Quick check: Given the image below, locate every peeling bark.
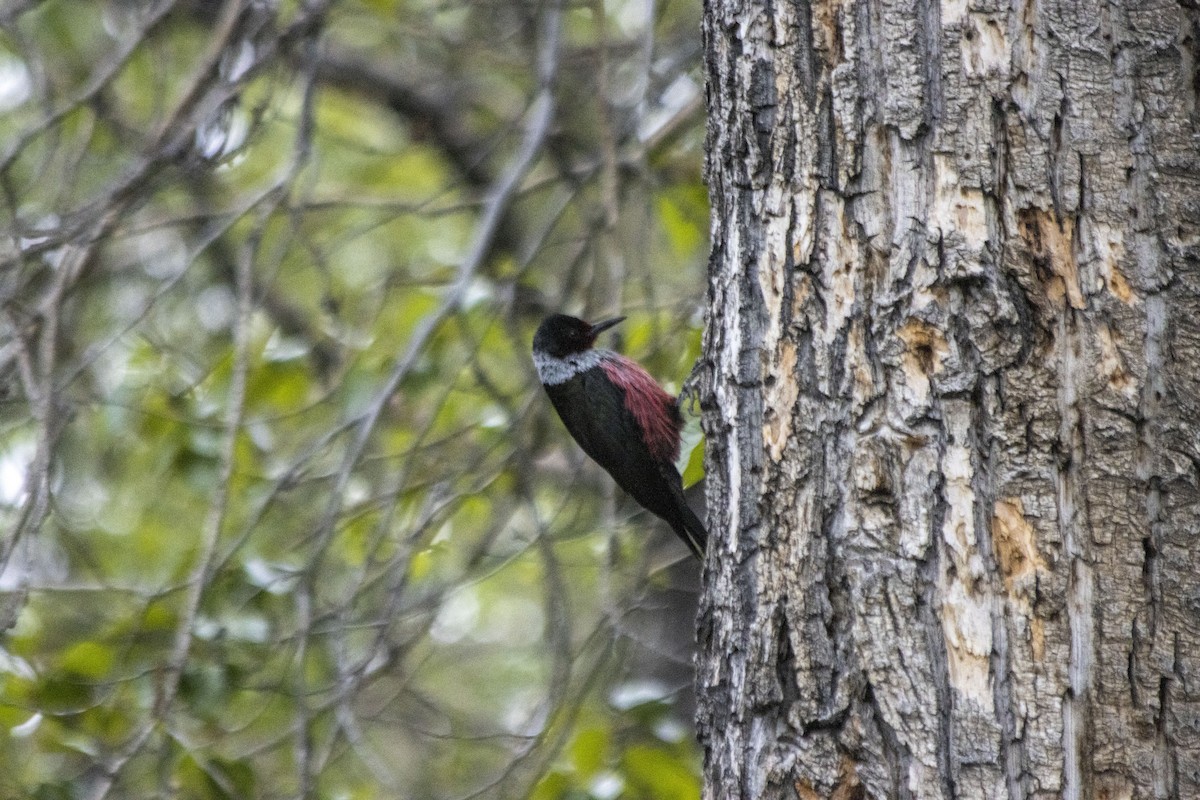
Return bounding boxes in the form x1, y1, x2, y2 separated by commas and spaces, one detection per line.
697, 1, 1200, 798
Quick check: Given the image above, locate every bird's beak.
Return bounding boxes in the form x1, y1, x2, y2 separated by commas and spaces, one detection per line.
588, 316, 625, 337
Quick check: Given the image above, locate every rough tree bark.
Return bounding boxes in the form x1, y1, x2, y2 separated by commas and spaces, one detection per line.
697, 1, 1200, 798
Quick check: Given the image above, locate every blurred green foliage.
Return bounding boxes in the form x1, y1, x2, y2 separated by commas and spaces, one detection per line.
0, 0, 709, 797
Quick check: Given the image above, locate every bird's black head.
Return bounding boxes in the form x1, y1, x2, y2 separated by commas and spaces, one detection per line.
533, 314, 624, 358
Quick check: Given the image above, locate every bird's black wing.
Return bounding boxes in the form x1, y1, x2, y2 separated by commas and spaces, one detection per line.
544, 367, 660, 497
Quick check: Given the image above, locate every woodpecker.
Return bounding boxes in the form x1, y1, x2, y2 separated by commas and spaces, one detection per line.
533, 314, 707, 558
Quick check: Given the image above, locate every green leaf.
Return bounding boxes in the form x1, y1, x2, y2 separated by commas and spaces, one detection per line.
58, 642, 114, 680
656, 184, 708, 258
570, 726, 608, 777
622, 744, 700, 799
530, 771, 570, 800
681, 437, 705, 488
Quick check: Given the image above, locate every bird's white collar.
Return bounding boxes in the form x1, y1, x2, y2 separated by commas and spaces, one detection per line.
533, 349, 612, 385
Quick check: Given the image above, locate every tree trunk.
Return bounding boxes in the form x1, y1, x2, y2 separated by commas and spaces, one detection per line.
697, 1, 1200, 798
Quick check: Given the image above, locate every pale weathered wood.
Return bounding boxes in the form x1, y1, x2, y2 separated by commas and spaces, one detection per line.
697, 1, 1200, 798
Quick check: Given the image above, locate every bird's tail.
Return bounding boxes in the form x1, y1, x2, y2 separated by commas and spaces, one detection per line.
674, 503, 708, 560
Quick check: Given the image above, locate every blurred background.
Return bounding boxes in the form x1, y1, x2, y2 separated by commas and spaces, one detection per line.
0, 0, 709, 797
